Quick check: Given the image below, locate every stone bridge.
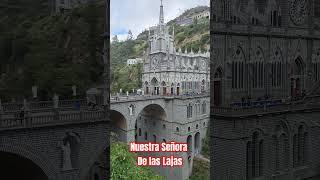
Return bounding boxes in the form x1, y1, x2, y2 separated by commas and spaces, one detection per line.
0, 100, 109, 180
110, 94, 209, 141
110, 94, 210, 180
0, 93, 210, 180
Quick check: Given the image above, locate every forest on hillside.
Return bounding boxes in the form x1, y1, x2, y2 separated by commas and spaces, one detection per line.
0, 1, 105, 101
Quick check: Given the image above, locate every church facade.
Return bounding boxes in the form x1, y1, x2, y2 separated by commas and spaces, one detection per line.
211, 0, 320, 179
142, 2, 210, 97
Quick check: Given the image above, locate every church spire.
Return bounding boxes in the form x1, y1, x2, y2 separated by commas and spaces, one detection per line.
159, 0, 164, 25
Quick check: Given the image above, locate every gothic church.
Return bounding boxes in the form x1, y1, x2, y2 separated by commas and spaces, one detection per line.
211, 0, 320, 179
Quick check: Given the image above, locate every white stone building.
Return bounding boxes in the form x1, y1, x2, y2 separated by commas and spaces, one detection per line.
192, 10, 210, 20
126, 58, 143, 66
142, 1, 210, 96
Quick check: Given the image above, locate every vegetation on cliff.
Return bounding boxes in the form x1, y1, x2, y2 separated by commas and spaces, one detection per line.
111, 142, 164, 180
0, 2, 104, 101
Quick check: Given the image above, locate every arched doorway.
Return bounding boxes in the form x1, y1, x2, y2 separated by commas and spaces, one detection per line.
151, 78, 159, 95
171, 83, 174, 95
110, 110, 128, 142
291, 57, 304, 97
187, 135, 193, 155
145, 81, 149, 94
177, 83, 180, 95
194, 132, 201, 155
0, 152, 48, 180
161, 81, 166, 96
213, 68, 222, 106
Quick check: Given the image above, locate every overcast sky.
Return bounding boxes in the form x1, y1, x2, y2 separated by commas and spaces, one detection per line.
111, 0, 209, 41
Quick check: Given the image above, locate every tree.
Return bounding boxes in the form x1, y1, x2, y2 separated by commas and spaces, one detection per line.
127, 30, 133, 40
111, 142, 164, 180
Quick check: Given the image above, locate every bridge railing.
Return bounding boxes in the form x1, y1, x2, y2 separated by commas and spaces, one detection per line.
110, 93, 210, 102
0, 110, 106, 131
2, 99, 88, 113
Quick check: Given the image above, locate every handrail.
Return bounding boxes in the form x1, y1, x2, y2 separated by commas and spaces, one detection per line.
0, 110, 106, 131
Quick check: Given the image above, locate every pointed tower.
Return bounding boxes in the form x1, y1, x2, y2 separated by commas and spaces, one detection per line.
149, 0, 174, 54
159, 0, 165, 26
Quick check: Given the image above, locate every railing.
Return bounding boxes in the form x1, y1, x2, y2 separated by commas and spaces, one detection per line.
212, 100, 320, 117
110, 93, 210, 103
2, 99, 87, 113
0, 110, 106, 131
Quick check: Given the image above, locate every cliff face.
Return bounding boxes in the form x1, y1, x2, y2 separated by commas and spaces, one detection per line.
0, 2, 105, 101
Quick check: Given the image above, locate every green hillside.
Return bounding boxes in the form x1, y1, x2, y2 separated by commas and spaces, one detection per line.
0, 2, 105, 101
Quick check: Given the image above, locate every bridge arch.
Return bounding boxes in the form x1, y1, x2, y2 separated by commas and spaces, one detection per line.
0, 143, 58, 180
136, 104, 167, 143
110, 110, 128, 142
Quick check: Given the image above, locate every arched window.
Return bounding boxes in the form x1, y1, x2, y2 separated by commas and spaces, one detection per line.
232, 47, 245, 89
271, 48, 283, 88
246, 141, 252, 179
187, 103, 193, 118
273, 11, 277, 26
194, 132, 201, 154
278, 8, 282, 27
251, 48, 264, 89
187, 135, 192, 154
202, 101, 207, 114
145, 81, 149, 94
312, 50, 320, 81
247, 131, 263, 179
151, 77, 159, 95
273, 136, 279, 171
293, 125, 308, 167
176, 127, 179, 132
